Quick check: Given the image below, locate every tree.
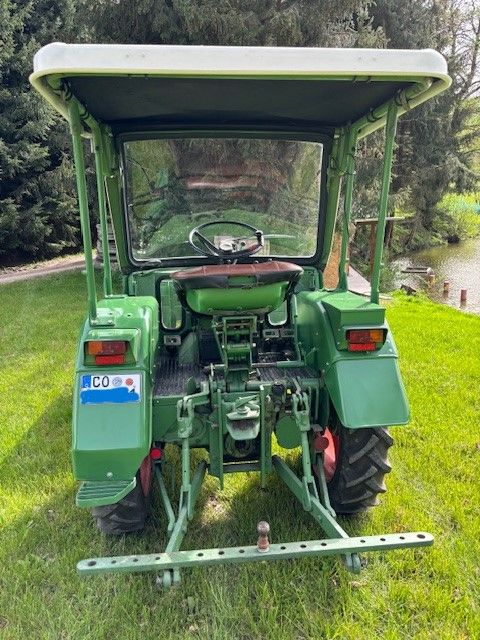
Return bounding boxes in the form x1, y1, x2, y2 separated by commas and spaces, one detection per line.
371, 0, 480, 241
0, 0, 80, 262
88, 0, 382, 48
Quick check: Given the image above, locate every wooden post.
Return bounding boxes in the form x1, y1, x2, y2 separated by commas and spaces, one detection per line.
354, 216, 406, 281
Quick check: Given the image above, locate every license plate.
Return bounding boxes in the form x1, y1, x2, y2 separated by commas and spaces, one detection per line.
80, 373, 141, 405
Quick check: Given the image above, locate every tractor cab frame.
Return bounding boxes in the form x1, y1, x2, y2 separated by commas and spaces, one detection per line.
31, 44, 450, 586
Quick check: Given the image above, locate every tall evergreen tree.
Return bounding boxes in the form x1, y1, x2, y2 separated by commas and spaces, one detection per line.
0, 0, 79, 261
89, 0, 382, 48
371, 0, 480, 239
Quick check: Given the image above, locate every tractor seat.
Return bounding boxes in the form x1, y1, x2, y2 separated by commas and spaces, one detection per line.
171, 261, 303, 315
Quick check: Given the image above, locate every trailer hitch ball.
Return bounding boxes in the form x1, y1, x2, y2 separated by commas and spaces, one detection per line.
257, 521, 270, 553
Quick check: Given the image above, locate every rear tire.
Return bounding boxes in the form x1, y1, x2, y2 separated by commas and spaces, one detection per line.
326, 421, 393, 515
92, 463, 152, 534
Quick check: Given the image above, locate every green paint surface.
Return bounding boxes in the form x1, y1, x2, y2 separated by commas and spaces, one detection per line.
72, 295, 159, 481
185, 281, 288, 315
296, 289, 408, 427
326, 358, 409, 427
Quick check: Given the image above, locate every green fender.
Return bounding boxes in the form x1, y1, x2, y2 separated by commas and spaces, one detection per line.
73, 370, 152, 482
72, 296, 159, 483
296, 290, 409, 429
325, 356, 409, 428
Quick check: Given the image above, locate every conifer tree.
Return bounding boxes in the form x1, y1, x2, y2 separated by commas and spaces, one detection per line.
0, 0, 79, 261
89, 0, 382, 48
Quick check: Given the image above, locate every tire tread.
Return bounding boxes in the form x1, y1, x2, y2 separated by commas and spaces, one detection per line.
327, 424, 393, 515
91, 478, 148, 535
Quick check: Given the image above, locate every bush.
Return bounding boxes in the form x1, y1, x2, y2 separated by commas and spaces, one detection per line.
433, 192, 480, 243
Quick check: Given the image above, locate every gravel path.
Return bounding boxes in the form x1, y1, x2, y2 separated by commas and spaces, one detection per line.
0, 255, 85, 285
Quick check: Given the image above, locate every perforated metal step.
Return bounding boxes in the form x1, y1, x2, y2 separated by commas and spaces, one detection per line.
154, 357, 204, 396
255, 365, 318, 382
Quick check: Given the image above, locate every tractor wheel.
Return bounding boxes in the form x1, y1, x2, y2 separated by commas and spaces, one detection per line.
91, 457, 152, 535
320, 420, 393, 515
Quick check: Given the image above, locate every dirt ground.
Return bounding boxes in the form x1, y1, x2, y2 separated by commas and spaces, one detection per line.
0, 254, 85, 285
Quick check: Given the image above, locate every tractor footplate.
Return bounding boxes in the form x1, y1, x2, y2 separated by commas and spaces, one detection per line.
76, 478, 136, 507
77, 532, 433, 576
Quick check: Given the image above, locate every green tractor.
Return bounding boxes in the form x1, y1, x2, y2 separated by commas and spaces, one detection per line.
31, 43, 450, 586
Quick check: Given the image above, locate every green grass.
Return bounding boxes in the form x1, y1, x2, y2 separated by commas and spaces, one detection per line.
1, 275, 479, 640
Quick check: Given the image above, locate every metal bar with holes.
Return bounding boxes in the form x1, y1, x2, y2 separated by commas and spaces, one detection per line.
78, 532, 433, 575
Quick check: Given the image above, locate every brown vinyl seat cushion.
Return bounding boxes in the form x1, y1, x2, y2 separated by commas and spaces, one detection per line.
171, 261, 303, 290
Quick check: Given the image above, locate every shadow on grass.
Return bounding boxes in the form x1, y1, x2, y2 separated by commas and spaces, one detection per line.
0, 390, 73, 490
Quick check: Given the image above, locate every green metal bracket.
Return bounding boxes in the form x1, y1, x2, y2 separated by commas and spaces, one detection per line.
313, 452, 336, 518
338, 126, 357, 291
154, 464, 175, 535
272, 455, 360, 573
259, 385, 271, 488
91, 123, 113, 297
68, 99, 97, 323
224, 395, 260, 440
159, 460, 208, 588
291, 393, 311, 433
177, 397, 194, 439
291, 393, 318, 511
212, 316, 257, 388
370, 100, 399, 304
176, 397, 195, 521
278, 397, 361, 571
319, 129, 348, 272
214, 387, 225, 489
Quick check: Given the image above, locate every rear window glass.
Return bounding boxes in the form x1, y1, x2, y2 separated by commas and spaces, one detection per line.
124, 137, 323, 261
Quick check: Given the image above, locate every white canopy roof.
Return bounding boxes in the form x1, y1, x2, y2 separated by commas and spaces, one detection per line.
33, 43, 449, 78
31, 43, 451, 135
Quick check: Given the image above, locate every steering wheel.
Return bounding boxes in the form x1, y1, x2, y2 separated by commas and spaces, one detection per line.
188, 220, 264, 258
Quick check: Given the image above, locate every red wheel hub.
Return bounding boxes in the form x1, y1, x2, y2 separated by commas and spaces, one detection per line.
320, 427, 339, 482
139, 455, 152, 497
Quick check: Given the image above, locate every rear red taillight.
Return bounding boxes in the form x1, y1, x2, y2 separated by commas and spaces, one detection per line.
85, 341, 128, 365
348, 342, 376, 352
346, 329, 384, 352
94, 354, 126, 365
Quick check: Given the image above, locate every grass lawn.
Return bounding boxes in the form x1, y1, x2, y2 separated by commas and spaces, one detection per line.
0, 272, 479, 640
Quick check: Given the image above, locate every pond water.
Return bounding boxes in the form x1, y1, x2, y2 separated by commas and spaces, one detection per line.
394, 236, 480, 314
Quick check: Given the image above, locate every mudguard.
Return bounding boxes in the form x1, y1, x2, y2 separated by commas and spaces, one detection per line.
72, 370, 151, 481
72, 296, 159, 483
325, 357, 409, 428
296, 290, 409, 429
